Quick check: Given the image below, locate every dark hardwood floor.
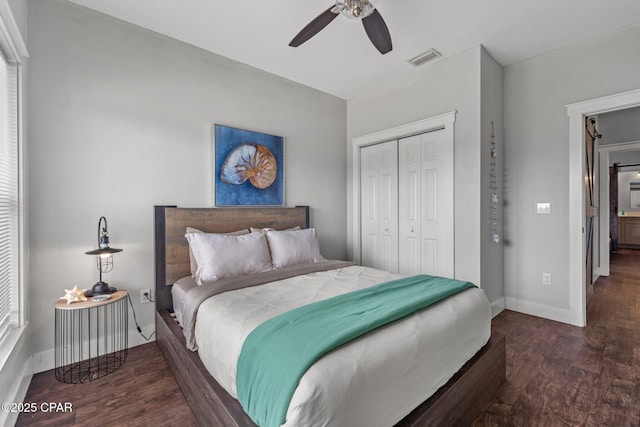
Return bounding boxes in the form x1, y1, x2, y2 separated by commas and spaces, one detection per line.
474, 249, 640, 426
17, 249, 640, 426
16, 343, 198, 427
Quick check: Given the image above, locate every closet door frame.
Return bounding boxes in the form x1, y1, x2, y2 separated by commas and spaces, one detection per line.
351, 111, 457, 266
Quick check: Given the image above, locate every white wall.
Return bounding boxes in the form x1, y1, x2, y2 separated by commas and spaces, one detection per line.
347, 46, 505, 312
504, 23, 640, 320
27, 0, 347, 370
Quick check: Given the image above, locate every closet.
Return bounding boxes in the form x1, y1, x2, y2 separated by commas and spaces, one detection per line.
360, 129, 454, 277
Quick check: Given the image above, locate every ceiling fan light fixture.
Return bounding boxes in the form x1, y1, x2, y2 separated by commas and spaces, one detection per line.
289, 0, 391, 54
408, 48, 442, 66
336, 0, 376, 19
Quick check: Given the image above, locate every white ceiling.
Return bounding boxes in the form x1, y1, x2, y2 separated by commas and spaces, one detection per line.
68, 0, 640, 100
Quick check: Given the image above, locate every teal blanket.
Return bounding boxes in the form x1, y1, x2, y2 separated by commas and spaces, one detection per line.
236, 274, 476, 427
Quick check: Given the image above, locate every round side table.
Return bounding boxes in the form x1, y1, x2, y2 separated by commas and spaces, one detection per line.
54, 290, 128, 383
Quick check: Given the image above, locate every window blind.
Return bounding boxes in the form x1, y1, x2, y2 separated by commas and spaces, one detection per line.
0, 49, 19, 343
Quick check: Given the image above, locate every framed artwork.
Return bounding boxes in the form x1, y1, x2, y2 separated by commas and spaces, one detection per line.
214, 125, 284, 206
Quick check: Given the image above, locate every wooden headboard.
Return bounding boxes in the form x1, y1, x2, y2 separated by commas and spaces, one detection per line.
154, 205, 310, 311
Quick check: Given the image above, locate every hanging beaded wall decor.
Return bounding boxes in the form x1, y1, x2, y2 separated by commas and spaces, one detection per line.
490, 121, 500, 244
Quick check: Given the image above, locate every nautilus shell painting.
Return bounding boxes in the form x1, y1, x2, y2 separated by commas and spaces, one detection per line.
220, 143, 277, 189
214, 125, 284, 206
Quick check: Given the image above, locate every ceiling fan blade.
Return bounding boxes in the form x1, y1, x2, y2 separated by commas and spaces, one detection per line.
289, 7, 339, 47
362, 9, 392, 54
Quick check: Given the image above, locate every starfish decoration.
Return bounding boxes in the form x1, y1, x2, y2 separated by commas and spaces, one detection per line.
60, 286, 88, 304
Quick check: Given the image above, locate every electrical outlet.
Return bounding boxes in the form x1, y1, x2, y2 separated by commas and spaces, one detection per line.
141, 289, 151, 304
542, 273, 552, 286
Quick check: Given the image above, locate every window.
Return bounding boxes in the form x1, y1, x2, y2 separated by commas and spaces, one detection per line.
0, 47, 20, 343
0, 1, 27, 349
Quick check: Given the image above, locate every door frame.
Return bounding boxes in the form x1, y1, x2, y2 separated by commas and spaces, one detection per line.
597, 141, 640, 278
351, 111, 456, 265
567, 88, 640, 327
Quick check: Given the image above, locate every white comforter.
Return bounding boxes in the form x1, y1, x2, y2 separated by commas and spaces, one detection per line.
195, 265, 491, 427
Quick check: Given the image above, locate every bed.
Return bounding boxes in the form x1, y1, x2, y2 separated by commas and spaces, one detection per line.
154, 205, 505, 426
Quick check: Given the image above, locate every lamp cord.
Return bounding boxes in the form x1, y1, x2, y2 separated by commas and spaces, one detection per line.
126, 294, 156, 342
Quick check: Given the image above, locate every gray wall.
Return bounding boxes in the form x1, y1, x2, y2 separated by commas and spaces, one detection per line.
599, 106, 640, 145
610, 150, 640, 166
27, 0, 347, 366
347, 46, 505, 311
480, 48, 505, 307
599, 108, 640, 187
504, 23, 640, 315
7, 0, 26, 39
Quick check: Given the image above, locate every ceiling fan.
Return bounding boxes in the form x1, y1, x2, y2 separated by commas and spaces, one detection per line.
289, 0, 392, 54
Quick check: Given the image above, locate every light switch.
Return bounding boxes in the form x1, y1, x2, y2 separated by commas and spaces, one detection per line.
537, 202, 551, 214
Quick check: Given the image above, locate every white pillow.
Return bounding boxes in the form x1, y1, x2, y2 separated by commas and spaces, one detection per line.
185, 231, 272, 284
185, 227, 249, 277
249, 225, 301, 234
266, 228, 325, 269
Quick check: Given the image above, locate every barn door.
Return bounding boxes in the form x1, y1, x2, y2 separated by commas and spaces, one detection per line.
585, 117, 598, 305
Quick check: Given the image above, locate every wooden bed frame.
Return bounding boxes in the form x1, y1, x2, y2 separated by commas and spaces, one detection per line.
154, 205, 505, 426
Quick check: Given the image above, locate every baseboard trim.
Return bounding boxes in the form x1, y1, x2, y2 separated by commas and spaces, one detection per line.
490, 298, 505, 318
505, 297, 576, 325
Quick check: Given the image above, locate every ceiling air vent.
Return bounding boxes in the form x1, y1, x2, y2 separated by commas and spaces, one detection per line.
408, 49, 442, 66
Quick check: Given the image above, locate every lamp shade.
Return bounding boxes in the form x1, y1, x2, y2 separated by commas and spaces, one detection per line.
85, 247, 123, 256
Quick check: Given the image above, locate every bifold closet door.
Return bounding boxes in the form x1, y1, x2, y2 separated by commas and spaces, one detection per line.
360, 140, 399, 273
399, 130, 454, 277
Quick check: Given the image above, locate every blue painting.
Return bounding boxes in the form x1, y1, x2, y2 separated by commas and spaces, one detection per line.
214, 125, 284, 206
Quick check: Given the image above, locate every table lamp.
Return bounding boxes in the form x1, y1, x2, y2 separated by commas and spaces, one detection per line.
85, 216, 122, 297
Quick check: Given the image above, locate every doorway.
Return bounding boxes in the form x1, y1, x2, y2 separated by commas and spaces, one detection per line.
597, 141, 640, 280
567, 88, 640, 327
